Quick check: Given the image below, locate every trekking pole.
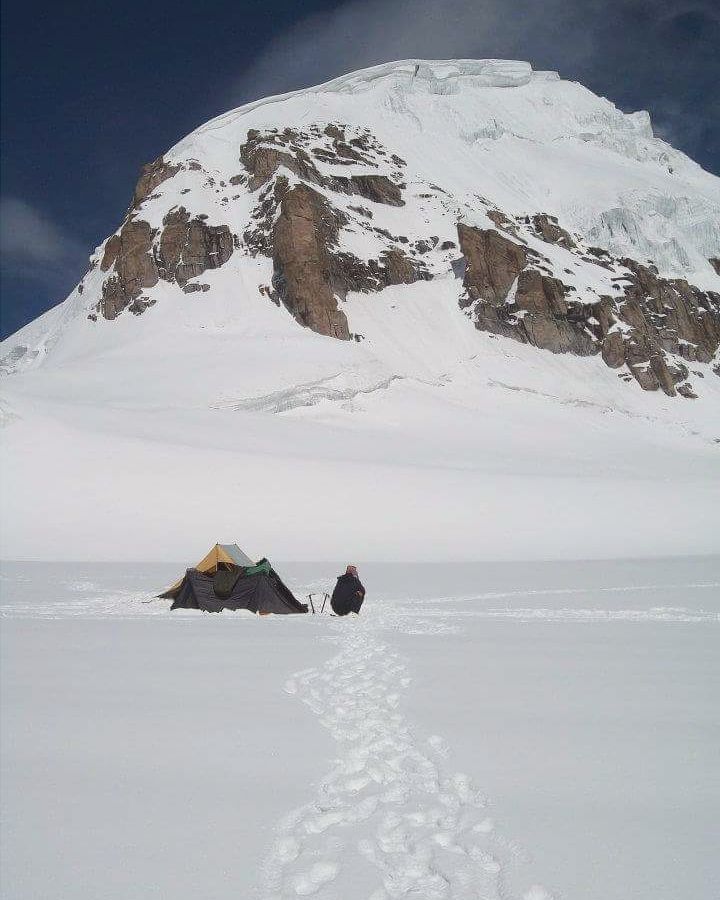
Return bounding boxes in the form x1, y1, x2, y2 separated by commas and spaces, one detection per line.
320, 593, 329, 614
308, 594, 316, 614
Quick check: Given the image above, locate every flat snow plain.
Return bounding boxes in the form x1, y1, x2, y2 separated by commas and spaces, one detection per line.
1, 557, 718, 900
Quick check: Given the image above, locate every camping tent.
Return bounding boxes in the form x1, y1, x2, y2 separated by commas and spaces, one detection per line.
159, 543, 307, 615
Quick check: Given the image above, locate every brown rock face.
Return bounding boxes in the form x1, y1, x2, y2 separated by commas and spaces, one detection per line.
97, 207, 234, 320
457, 225, 527, 305
94, 145, 239, 322
463, 247, 597, 358
132, 157, 181, 208
327, 247, 429, 298
334, 175, 404, 207
515, 270, 596, 356
456, 221, 720, 397
530, 213, 576, 250
242, 161, 428, 338
619, 258, 720, 366
601, 330, 626, 369
486, 209, 519, 235
239, 125, 426, 339
623, 340, 678, 396
99, 220, 158, 319
677, 382, 698, 399
458, 224, 584, 351
595, 298, 626, 368
593, 258, 720, 397
379, 249, 425, 285
272, 184, 350, 339
239, 126, 405, 206
709, 257, 720, 276
241, 133, 323, 191
157, 208, 233, 286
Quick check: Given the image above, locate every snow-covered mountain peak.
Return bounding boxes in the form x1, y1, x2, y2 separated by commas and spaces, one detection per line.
2, 58, 719, 404
2, 59, 720, 563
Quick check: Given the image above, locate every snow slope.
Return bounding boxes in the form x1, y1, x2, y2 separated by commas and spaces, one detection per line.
1, 59, 719, 560
2, 558, 719, 900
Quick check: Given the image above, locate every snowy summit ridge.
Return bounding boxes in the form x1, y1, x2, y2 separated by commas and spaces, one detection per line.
1, 59, 720, 561
184, 59, 560, 135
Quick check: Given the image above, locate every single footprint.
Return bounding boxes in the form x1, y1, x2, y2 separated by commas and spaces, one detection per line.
274, 836, 300, 863
428, 734, 450, 756
473, 817, 495, 834
524, 886, 554, 900
293, 861, 339, 896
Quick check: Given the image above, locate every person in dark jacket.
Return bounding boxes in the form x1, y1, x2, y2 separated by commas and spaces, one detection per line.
331, 565, 366, 616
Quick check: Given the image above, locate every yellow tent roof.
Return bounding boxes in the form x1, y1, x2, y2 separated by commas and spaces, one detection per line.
162, 543, 255, 596
194, 543, 255, 573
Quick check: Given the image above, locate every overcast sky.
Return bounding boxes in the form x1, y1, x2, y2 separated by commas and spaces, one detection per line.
1, 0, 718, 338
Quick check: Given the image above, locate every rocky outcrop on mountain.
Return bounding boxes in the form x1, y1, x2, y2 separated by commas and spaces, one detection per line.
99, 221, 159, 319
610, 258, 720, 394
457, 225, 527, 304
710, 257, 720, 276
157, 208, 233, 287
242, 134, 719, 386
268, 184, 428, 336
457, 221, 720, 396
333, 174, 404, 207
239, 125, 406, 207
96, 207, 234, 319
528, 213, 576, 250
515, 270, 597, 356
458, 225, 597, 357
240, 125, 427, 337
132, 157, 181, 208
379, 249, 425, 285
240, 129, 323, 191
272, 183, 350, 338
620, 259, 720, 363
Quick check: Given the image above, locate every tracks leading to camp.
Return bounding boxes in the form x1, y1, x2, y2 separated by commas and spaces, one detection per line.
263, 622, 540, 900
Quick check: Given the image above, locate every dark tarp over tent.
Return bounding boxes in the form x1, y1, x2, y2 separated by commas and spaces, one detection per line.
158, 543, 307, 615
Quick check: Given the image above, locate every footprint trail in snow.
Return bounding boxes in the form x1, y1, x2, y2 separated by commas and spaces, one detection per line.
264, 622, 550, 899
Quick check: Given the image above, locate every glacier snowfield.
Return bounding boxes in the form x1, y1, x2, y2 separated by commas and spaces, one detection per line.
2, 557, 718, 900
